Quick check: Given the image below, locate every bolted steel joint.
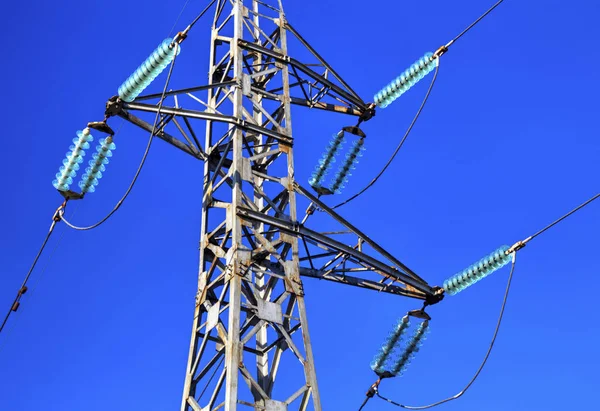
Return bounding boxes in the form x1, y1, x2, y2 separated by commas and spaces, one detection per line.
105, 96, 123, 117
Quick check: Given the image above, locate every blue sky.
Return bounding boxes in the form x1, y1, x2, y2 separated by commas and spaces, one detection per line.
1, 0, 599, 410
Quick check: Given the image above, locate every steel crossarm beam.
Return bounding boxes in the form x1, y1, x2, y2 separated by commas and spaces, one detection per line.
295, 183, 430, 286
258, 260, 425, 299
299, 268, 425, 299
236, 207, 434, 296
117, 109, 206, 160
284, 21, 364, 104
238, 40, 370, 112
250, 85, 364, 116
134, 81, 239, 102
122, 102, 293, 145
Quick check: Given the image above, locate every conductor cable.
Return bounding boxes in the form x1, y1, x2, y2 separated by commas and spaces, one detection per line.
0, 203, 65, 335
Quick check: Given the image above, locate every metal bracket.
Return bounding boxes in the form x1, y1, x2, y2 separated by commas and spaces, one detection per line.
407, 309, 431, 321
507, 240, 527, 254
58, 190, 84, 201
424, 286, 445, 307
105, 96, 123, 118
87, 121, 115, 136
264, 399, 287, 411
257, 300, 283, 325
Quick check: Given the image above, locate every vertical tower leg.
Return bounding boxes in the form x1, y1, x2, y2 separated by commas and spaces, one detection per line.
180, 1, 322, 410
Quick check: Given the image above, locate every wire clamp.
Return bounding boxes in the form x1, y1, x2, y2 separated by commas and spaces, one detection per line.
52, 202, 67, 223
506, 240, 527, 255
366, 379, 382, 398
434, 44, 449, 59
173, 31, 188, 45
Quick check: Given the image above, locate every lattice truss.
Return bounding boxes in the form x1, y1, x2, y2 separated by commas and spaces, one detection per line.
103, 1, 437, 410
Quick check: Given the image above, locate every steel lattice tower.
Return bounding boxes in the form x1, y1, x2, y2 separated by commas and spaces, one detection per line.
105, 1, 437, 409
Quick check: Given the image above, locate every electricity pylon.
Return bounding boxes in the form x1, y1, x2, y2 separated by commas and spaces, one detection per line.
106, 1, 438, 409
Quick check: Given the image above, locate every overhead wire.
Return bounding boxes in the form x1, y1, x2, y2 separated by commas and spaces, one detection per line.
333, 0, 506, 210
0, 204, 79, 342
30, 205, 80, 295
180, 0, 218, 38
168, 0, 193, 38
0, 205, 62, 335
445, 0, 505, 48
523, 192, 600, 245
358, 396, 371, 411
375, 252, 518, 409
60, 46, 179, 231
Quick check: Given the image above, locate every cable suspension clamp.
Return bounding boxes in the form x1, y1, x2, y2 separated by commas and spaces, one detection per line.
506, 239, 529, 255
434, 44, 449, 58
173, 31, 188, 45
52, 201, 67, 223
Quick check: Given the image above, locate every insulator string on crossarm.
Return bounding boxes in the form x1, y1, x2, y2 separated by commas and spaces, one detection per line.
1, 1, 212, 339
371, 252, 517, 410
61, 44, 179, 231
332, 61, 439, 210
335, 0, 507, 210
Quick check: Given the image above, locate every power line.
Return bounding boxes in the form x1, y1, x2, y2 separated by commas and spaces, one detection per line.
0, 205, 63, 335
179, 0, 218, 38
527, 192, 600, 243
332, 61, 440, 210
374, 252, 518, 409
504, 191, 600, 255
60, 45, 180, 231
358, 396, 370, 411
30, 204, 80, 296
446, 0, 505, 48
168, 0, 193, 38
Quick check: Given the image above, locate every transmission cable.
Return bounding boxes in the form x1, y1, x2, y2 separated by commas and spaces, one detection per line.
168, 0, 193, 38
332, 61, 440, 210
0, 204, 64, 335
60, 46, 179, 231
523, 192, 600, 245
333, 0, 506, 210
178, 0, 218, 39
375, 252, 517, 409
446, 0, 505, 48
